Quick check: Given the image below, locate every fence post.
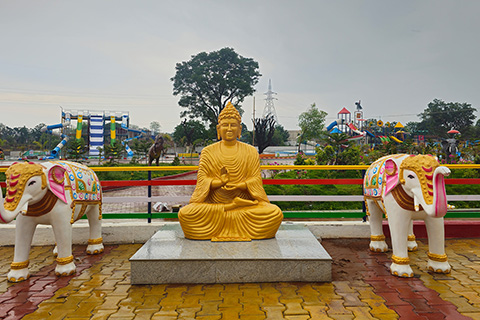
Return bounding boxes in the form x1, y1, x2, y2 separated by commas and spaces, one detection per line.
361, 169, 367, 222
148, 170, 152, 223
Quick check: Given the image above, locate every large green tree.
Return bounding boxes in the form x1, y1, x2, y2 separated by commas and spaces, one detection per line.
418, 99, 477, 138
271, 124, 290, 146
297, 103, 328, 150
171, 47, 261, 130
172, 119, 208, 149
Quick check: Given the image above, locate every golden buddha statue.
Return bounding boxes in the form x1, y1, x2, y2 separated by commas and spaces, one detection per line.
178, 102, 283, 241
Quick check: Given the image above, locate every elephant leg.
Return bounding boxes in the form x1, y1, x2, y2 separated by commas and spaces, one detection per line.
407, 220, 418, 252
387, 208, 413, 278
8, 215, 37, 282
425, 216, 451, 274
86, 205, 104, 255
366, 199, 388, 252
52, 222, 76, 277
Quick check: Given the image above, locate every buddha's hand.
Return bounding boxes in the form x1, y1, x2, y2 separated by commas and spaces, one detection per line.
224, 197, 258, 211
212, 167, 230, 189
223, 182, 247, 191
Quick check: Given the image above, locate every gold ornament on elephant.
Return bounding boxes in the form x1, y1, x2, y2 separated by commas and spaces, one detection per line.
10, 260, 29, 270
178, 102, 283, 241
56, 255, 74, 265
391, 255, 410, 265
399, 155, 440, 206
4, 162, 47, 211
427, 252, 448, 262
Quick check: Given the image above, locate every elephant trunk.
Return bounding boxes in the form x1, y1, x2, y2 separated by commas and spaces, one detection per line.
433, 166, 450, 217
421, 166, 450, 218
0, 186, 22, 223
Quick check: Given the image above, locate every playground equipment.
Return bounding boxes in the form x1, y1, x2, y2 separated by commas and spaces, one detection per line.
327, 102, 368, 141
43, 109, 131, 158
327, 102, 408, 145
63, 109, 130, 157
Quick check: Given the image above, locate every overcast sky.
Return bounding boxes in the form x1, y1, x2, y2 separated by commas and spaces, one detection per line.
1, 0, 479, 133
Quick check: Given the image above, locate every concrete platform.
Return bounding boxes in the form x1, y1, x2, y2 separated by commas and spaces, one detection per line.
130, 223, 332, 284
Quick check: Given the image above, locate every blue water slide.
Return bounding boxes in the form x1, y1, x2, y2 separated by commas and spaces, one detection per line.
326, 121, 338, 131
365, 130, 375, 138
47, 136, 69, 159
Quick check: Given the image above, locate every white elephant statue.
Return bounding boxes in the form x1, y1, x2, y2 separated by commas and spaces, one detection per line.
364, 154, 453, 277
0, 160, 103, 282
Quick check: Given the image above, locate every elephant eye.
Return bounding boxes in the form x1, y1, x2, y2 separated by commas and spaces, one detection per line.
28, 181, 36, 186
407, 174, 415, 179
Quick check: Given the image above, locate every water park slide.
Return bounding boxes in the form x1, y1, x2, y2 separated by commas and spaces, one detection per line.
389, 136, 403, 143
346, 135, 365, 141
327, 119, 343, 131
121, 128, 157, 157
327, 120, 367, 137
346, 123, 366, 136
40, 122, 70, 159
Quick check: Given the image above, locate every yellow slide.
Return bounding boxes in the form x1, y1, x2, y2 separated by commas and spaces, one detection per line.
390, 136, 403, 143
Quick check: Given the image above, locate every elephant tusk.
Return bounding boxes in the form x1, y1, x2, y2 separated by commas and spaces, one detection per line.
414, 196, 420, 212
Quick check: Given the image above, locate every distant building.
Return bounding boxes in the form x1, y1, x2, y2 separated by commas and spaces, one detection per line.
287, 130, 301, 146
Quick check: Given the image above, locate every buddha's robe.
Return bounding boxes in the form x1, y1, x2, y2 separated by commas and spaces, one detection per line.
178, 141, 283, 240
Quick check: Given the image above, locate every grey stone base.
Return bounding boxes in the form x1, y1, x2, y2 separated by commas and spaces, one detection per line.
129, 223, 332, 284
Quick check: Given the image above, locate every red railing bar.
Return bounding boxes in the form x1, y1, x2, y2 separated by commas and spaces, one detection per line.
1, 178, 479, 189
262, 179, 363, 185
445, 178, 480, 184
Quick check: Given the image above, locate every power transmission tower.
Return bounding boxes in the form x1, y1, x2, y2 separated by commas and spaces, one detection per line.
262, 79, 278, 123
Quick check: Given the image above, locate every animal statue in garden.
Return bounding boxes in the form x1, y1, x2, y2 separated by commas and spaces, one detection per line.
0, 161, 103, 282
364, 154, 453, 277
148, 134, 165, 166
441, 138, 459, 163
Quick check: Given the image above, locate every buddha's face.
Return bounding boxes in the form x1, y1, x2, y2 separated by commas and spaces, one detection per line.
217, 118, 241, 142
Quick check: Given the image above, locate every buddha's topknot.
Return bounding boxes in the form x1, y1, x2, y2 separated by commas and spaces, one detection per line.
218, 102, 241, 123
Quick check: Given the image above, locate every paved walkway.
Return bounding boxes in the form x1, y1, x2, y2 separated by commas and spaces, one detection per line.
1, 238, 480, 319
102, 172, 196, 214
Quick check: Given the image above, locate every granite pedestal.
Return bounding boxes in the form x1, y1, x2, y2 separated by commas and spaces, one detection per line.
130, 223, 332, 284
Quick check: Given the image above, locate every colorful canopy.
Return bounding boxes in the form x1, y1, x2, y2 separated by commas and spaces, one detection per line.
447, 129, 460, 134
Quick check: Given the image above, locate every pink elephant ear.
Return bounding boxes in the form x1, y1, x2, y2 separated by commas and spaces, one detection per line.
384, 159, 399, 195
48, 165, 68, 203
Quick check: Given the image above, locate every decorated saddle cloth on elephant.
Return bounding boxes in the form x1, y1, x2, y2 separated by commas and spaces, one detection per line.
364, 154, 405, 199
55, 161, 101, 202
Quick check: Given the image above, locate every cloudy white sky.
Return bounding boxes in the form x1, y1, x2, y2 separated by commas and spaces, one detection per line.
1, 0, 479, 133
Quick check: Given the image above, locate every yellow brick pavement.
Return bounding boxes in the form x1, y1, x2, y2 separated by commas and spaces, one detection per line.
0, 239, 479, 318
